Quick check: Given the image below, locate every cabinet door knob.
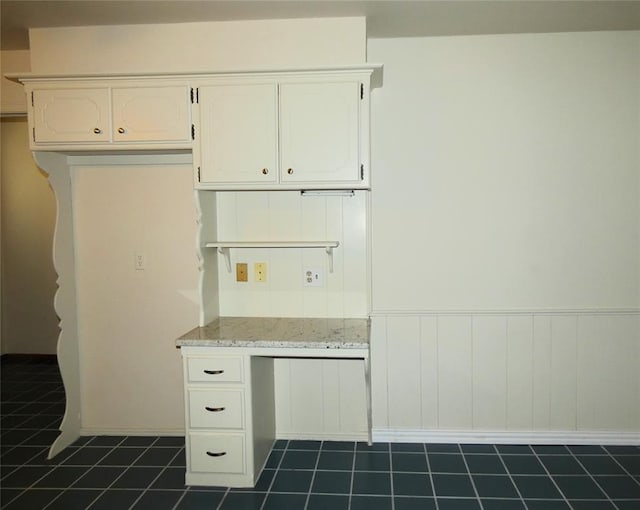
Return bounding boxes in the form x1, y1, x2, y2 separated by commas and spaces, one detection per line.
93, 128, 102, 134
262, 168, 268, 175
287, 168, 293, 175
117, 127, 126, 134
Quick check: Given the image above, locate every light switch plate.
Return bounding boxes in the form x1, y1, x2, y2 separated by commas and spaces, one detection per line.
236, 263, 248, 282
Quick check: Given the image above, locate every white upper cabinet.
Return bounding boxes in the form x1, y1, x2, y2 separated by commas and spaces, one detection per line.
14, 66, 381, 189
279, 81, 360, 185
28, 81, 192, 149
198, 83, 278, 185
193, 70, 375, 190
31, 88, 110, 143
111, 86, 191, 143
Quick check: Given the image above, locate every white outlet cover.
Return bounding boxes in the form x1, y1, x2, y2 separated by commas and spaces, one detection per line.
303, 267, 324, 287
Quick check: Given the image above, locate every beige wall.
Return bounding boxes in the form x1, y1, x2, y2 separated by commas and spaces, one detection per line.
1, 50, 30, 114
29, 18, 366, 74
1, 117, 58, 354
368, 31, 640, 439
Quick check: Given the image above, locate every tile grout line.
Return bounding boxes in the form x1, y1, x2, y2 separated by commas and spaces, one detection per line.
348, 441, 357, 509
48, 435, 132, 510
493, 444, 530, 510
529, 446, 576, 510
389, 443, 395, 510
457, 443, 484, 510
255, 439, 288, 510
121, 436, 173, 510
64, 435, 132, 510
567, 447, 620, 510
423, 443, 440, 510
4, 420, 86, 510
302, 441, 322, 510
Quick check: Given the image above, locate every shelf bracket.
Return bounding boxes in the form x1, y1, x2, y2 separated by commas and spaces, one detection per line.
326, 246, 335, 273
217, 247, 231, 272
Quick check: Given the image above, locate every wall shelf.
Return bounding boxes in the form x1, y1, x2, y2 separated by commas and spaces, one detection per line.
205, 241, 340, 272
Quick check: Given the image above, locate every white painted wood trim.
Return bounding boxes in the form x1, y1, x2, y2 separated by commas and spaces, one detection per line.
371, 309, 640, 316
373, 429, 640, 446
276, 431, 368, 442
80, 428, 185, 437
32, 152, 82, 459
6, 64, 383, 84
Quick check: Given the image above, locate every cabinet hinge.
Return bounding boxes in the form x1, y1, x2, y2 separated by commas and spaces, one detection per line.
360, 83, 364, 100
191, 124, 195, 140
360, 164, 364, 180
31, 91, 34, 107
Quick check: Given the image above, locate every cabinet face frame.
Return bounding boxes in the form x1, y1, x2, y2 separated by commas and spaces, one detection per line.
192, 70, 373, 191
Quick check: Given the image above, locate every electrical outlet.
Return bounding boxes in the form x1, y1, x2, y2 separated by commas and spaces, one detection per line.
304, 267, 324, 287
134, 252, 146, 271
254, 262, 267, 282
236, 263, 248, 282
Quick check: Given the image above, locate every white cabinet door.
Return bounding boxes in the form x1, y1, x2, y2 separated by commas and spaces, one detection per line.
198, 83, 278, 185
279, 80, 361, 184
112, 86, 191, 143
32, 88, 110, 143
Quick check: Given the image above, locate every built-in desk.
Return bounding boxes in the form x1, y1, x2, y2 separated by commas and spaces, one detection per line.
176, 317, 371, 487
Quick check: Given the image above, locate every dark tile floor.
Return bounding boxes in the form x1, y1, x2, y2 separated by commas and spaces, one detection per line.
1, 356, 639, 509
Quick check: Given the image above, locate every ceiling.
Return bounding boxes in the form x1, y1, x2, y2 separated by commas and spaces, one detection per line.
2, 0, 639, 51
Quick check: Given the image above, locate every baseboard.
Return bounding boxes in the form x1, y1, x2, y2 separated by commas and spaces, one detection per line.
78, 428, 640, 445
372, 428, 640, 445
80, 428, 185, 437
276, 431, 368, 442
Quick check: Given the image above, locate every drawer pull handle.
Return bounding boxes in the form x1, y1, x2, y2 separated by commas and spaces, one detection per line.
203, 369, 224, 375
206, 451, 227, 457
93, 128, 102, 134
205, 406, 226, 412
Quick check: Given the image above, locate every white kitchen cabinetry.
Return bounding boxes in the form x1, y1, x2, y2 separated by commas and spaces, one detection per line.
30, 88, 110, 143
193, 70, 373, 190
28, 82, 192, 149
181, 350, 275, 487
198, 83, 278, 185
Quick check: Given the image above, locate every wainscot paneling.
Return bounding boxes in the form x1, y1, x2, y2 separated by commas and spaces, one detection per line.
371, 312, 640, 444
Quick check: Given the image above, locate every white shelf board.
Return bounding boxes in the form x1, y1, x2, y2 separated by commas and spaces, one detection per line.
205, 241, 340, 272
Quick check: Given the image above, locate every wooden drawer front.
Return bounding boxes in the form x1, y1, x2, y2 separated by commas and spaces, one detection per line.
187, 356, 243, 383
189, 389, 243, 429
189, 433, 245, 474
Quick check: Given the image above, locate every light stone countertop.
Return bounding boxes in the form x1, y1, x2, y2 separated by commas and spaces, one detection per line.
176, 317, 370, 349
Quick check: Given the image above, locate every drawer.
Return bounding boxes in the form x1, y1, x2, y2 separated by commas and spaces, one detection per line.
188, 389, 244, 429
189, 433, 245, 474
187, 356, 244, 383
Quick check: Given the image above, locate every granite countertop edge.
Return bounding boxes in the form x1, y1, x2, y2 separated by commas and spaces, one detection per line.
175, 339, 368, 349
175, 316, 370, 349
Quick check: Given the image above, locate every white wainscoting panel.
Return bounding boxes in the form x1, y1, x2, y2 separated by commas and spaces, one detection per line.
371, 312, 640, 444
273, 358, 367, 440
